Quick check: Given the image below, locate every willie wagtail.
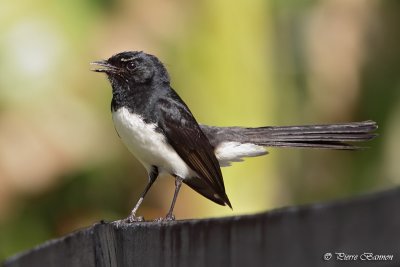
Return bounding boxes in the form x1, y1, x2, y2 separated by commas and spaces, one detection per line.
91, 51, 377, 222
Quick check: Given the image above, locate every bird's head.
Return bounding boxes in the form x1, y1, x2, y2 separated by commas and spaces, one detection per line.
91, 51, 170, 86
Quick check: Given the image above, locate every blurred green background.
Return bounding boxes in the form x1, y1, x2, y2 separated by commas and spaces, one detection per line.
1, 0, 399, 261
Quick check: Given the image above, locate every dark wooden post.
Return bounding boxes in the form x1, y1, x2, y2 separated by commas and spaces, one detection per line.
3, 187, 400, 267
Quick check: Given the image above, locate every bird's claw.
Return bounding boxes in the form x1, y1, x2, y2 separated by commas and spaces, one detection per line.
124, 214, 145, 223
153, 214, 175, 222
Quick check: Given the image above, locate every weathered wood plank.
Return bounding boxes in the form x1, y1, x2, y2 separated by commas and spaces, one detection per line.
3, 187, 400, 267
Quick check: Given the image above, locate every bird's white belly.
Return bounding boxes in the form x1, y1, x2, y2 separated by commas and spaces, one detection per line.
112, 107, 195, 178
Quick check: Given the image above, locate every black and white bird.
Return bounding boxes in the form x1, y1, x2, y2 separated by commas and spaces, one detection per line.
91, 51, 377, 222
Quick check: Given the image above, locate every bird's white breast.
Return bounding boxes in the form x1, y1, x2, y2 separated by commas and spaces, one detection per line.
112, 107, 195, 178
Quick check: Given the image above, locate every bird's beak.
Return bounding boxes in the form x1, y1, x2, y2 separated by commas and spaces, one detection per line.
90, 60, 118, 73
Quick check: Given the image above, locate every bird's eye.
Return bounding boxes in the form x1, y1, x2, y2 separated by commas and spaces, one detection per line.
126, 61, 136, 71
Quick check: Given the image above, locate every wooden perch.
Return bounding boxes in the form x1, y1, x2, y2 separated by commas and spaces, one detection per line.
3, 187, 400, 267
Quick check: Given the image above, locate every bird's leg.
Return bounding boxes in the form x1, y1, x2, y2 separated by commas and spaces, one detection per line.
163, 176, 183, 221
125, 166, 158, 223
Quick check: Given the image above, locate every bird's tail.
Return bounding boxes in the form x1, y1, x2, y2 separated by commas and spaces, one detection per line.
202, 120, 378, 150
235, 120, 378, 149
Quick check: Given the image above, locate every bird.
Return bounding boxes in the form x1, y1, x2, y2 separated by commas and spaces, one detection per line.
91, 51, 377, 222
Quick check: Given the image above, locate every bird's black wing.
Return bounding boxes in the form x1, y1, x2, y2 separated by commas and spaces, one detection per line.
156, 96, 231, 208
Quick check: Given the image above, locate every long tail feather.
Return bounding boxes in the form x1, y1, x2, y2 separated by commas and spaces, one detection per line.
201, 120, 378, 150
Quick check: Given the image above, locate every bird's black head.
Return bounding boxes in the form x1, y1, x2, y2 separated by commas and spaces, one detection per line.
91, 51, 170, 85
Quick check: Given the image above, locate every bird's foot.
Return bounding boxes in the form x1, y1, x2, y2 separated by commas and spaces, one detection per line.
154, 213, 175, 222
124, 214, 145, 223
